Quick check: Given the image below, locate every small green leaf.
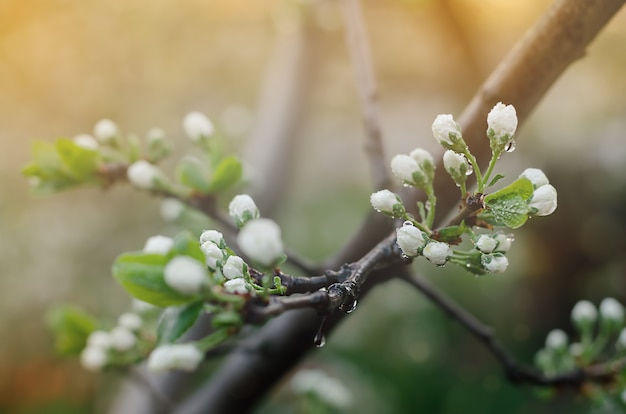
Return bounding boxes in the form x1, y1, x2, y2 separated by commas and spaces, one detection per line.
112, 253, 200, 307
157, 301, 204, 345
169, 232, 206, 263
487, 173, 506, 188
47, 305, 97, 356
177, 158, 211, 193
435, 224, 466, 244
56, 139, 100, 180
482, 177, 533, 229
211, 311, 243, 328
208, 156, 242, 193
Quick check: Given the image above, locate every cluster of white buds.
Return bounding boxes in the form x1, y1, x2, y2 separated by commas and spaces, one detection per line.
80, 312, 143, 372
148, 343, 204, 372
473, 233, 512, 273
127, 160, 164, 190
396, 222, 451, 266
520, 168, 558, 216
390, 148, 435, 190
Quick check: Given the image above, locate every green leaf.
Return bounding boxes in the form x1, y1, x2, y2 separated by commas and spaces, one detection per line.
487, 173, 506, 188
208, 156, 242, 193
177, 158, 211, 193
435, 224, 466, 244
482, 177, 533, 229
112, 253, 200, 307
169, 232, 206, 263
157, 301, 204, 345
56, 139, 100, 180
47, 305, 97, 356
211, 311, 243, 329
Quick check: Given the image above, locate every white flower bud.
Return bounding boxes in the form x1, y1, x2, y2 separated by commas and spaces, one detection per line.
529, 184, 557, 216
199, 230, 224, 247
481, 254, 509, 273
201, 242, 225, 270
118, 312, 142, 331
73, 134, 99, 151
519, 168, 549, 189
423, 241, 451, 266
110, 326, 136, 352
160, 198, 184, 222
443, 150, 467, 175
87, 330, 112, 349
396, 224, 425, 257
493, 233, 513, 253
237, 218, 284, 268
94, 119, 119, 142
617, 328, 626, 350
600, 297, 624, 325
432, 114, 466, 152
569, 342, 583, 357
571, 300, 597, 327
163, 256, 208, 295
475, 235, 497, 253
222, 255, 246, 279
143, 235, 174, 255
80, 346, 108, 371
545, 329, 568, 350
228, 194, 260, 227
224, 278, 249, 294
410, 148, 434, 167
146, 128, 166, 144
487, 102, 517, 150
148, 344, 203, 372
391, 154, 421, 184
183, 111, 214, 142
132, 299, 158, 314
370, 190, 403, 216
127, 160, 161, 190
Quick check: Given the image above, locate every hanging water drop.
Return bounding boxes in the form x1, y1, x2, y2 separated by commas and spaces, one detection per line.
315, 335, 326, 348
464, 157, 474, 176
401, 253, 410, 260
403, 220, 413, 227
505, 140, 516, 153
344, 299, 358, 314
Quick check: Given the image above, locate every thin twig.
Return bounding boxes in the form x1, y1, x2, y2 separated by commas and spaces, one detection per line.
340, 0, 390, 191
399, 270, 626, 387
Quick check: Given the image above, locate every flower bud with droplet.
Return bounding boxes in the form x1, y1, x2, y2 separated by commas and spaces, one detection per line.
487, 102, 517, 154
432, 114, 467, 153
423, 241, 451, 266
228, 194, 260, 228
370, 189, 405, 218
396, 224, 426, 257
528, 184, 557, 216
443, 150, 469, 187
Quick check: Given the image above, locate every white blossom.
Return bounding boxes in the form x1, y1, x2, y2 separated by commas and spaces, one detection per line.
600, 297, 624, 325
183, 111, 214, 142
475, 235, 497, 253
571, 300, 597, 327
118, 312, 142, 331
200, 241, 225, 270
148, 344, 204, 372
87, 330, 112, 349
493, 233, 513, 253
143, 235, 174, 255
481, 254, 509, 273
391, 154, 422, 184
519, 168, 549, 189
237, 218, 284, 267
432, 114, 465, 152
569, 342, 583, 357
442, 150, 468, 179
370, 189, 402, 216
410, 148, 434, 166
222, 255, 246, 279
487, 102, 517, 145
199, 230, 224, 247
146, 128, 166, 144
228, 194, 260, 227
617, 328, 626, 350
163, 256, 208, 295
110, 326, 136, 351
545, 329, 568, 350
160, 198, 184, 222
80, 346, 108, 371
396, 224, 425, 257
127, 160, 161, 190
224, 278, 249, 294
93, 118, 119, 142
423, 241, 451, 266
73, 134, 99, 151
529, 184, 557, 216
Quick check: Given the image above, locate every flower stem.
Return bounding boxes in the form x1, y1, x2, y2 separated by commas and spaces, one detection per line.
463, 150, 483, 192
482, 150, 501, 189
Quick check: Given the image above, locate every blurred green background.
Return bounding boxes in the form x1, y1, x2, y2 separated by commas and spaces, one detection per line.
1, 0, 626, 413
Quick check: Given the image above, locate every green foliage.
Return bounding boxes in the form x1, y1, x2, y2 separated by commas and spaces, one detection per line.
177, 158, 211, 193
208, 156, 243, 193
157, 302, 204, 345
47, 305, 97, 356
481, 177, 534, 229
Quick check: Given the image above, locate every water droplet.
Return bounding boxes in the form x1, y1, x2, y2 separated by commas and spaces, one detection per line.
374, 208, 381, 213
505, 140, 516, 153
466, 263, 471, 268
425, 201, 432, 210
344, 299, 358, 314
465, 157, 474, 176
403, 220, 413, 227
401, 254, 410, 260
315, 335, 326, 348
403, 183, 411, 188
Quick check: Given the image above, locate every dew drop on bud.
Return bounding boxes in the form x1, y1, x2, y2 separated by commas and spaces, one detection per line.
403, 220, 413, 227
505, 140, 516, 153
465, 157, 474, 176
401, 254, 410, 260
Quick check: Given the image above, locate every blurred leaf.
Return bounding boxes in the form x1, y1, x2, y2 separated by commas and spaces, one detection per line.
170, 231, 206, 263
157, 301, 204, 345
211, 311, 243, 328
55, 139, 100, 180
177, 157, 211, 193
112, 253, 200, 307
482, 177, 533, 229
47, 305, 97, 356
208, 156, 242, 193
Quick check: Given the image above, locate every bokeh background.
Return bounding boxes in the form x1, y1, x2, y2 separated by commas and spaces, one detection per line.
1, 0, 626, 413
